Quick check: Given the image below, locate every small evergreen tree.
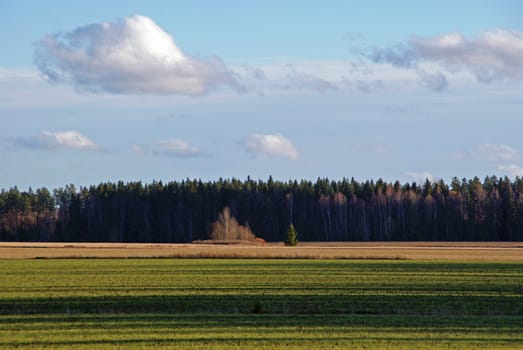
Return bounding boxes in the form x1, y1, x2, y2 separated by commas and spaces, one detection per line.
285, 223, 298, 246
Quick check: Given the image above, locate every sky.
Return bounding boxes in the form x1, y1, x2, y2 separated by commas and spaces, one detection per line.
1, 0, 523, 189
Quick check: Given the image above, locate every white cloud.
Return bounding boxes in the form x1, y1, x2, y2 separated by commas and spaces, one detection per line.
131, 144, 148, 155
361, 29, 523, 86
498, 164, 523, 177
479, 143, 517, 161
34, 15, 242, 95
405, 171, 436, 183
14, 131, 98, 151
411, 30, 523, 82
158, 138, 201, 157
243, 134, 299, 160
357, 144, 387, 154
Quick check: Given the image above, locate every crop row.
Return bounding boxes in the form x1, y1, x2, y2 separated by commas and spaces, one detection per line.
1, 314, 522, 350
0, 259, 521, 315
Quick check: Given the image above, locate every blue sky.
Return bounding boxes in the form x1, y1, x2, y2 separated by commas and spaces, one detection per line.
1, 1, 523, 189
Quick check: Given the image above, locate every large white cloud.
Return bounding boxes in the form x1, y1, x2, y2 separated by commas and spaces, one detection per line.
363, 29, 523, 86
34, 15, 242, 95
243, 134, 299, 160
14, 131, 98, 150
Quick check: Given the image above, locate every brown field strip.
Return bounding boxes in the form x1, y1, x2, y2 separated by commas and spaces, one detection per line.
0, 242, 522, 260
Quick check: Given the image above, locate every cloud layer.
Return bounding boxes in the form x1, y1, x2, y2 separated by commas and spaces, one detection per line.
411, 30, 523, 83
14, 131, 98, 151
362, 29, 523, 89
35, 15, 241, 95
243, 134, 299, 160
498, 164, 523, 177
405, 171, 436, 183
284, 68, 339, 94
479, 143, 517, 161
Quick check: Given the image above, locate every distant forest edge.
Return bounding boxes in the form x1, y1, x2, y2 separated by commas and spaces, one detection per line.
1, 176, 522, 242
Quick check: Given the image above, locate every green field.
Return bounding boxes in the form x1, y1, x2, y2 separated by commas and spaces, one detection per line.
0, 259, 522, 349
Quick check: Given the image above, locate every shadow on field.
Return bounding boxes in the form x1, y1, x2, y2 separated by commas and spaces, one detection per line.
0, 293, 521, 316
1, 313, 522, 329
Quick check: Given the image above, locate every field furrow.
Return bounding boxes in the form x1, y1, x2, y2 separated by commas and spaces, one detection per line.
0, 258, 522, 349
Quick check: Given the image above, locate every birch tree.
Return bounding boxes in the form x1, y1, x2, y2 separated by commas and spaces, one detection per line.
211, 207, 238, 240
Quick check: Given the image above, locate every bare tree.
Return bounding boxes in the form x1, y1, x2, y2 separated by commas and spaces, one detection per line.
210, 206, 256, 241
319, 195, 331, 241
211, 207, 239, 240
333, 192, 347, 240
237, 224, 255, 241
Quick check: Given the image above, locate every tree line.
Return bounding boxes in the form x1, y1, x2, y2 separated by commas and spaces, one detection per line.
1, 176, 522, 242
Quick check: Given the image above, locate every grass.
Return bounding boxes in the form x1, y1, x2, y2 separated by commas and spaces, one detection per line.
0, 258, 522, 348
1, 241, 522, 260
1, 314, 522, 349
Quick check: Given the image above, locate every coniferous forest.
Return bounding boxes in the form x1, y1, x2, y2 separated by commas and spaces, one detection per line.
1, 176, 522, 242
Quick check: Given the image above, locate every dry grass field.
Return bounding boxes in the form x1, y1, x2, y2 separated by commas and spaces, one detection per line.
0, 241, 522, 260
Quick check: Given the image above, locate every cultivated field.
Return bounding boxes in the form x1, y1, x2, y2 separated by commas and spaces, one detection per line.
1, 241, 522, 260
0, 258, 522, 349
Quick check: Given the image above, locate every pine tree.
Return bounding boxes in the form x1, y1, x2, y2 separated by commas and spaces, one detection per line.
285, 223, 298, 246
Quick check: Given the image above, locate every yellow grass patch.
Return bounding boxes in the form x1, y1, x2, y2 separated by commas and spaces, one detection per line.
0, 241, 522, 260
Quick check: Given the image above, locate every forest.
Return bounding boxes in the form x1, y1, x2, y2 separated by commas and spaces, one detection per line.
0, 176, 522, 242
